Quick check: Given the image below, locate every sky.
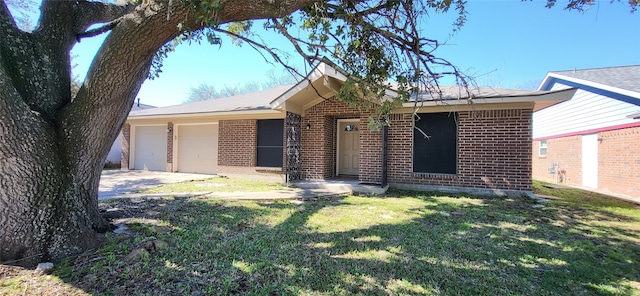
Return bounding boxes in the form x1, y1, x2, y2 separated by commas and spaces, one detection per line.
25, 1, 640, 107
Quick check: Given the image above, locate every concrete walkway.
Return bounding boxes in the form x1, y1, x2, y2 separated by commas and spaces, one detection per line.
99, 170, 215, 200
104, 188, 353, 201
99, 171, 361, 201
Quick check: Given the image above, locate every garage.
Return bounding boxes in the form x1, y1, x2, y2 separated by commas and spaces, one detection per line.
177, 124, 218, 174
133, 126, 167, 171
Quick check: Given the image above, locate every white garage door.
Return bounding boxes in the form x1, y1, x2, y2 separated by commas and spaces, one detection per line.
177, 124, 218, 174
134, 126, 167, 171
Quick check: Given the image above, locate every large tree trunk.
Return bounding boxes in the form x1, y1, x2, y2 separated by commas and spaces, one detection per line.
0, 64, 109, 266
0, 0, 166, 267
0, 0, 317, 267
0, 31, 114, 267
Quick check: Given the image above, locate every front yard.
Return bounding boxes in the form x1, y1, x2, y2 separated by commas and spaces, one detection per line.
1, 181, 639, 295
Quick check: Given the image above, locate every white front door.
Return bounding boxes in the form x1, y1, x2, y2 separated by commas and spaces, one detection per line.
582, 133, 598, 188
337, 120, 360, 176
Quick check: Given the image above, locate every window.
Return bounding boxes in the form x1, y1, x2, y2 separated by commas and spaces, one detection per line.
256, 119, 284, 167
539, 140, 548, 157
413, 112, 458, 174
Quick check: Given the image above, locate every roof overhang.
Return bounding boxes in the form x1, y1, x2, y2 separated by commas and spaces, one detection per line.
538, 72, 640, 108
127, 109, 282, 122
400, 88, 577, 112
539, 72, 640, 99
270, 62, 349, 114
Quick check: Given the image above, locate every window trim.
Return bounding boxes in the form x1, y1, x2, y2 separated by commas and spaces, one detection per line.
539, 140, 548, 157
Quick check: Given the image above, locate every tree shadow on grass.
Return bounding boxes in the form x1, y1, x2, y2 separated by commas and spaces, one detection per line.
51, 190, 640, 295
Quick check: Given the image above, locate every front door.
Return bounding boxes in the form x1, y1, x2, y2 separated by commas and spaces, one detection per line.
337, 120, 360, 176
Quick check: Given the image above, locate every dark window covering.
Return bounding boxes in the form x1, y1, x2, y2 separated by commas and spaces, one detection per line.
257, 119, 284, 167
413, 112, 458, 174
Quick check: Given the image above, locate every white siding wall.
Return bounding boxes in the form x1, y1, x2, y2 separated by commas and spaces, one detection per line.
106, 132, 123, 164
533, 83, 640, 139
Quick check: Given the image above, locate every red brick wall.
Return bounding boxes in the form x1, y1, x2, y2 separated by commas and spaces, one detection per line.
302, 101, 533, 190
301, 98, 376, 180
121, 123, 131, 170
359, 118, 382, 184
218, 120, 257, 167
596, 126, 640, 197
387, 109, 533, 191
532, 126, 640, 198
217, 119, 286, 171
532, 136, 582, 185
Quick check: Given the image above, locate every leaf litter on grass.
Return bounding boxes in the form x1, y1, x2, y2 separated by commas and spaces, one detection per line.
2, 183, 639, 295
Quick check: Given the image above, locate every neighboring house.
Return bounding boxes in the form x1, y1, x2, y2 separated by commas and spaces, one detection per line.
532, 65, 640, 198
124, 61, 574, 195
105, 101, 155, 166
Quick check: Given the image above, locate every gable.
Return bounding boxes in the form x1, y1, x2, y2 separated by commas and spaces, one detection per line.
270, 61, 348, 115
533, 81, 640, 139
540, 65, 640, 94
542, 77, 640, 107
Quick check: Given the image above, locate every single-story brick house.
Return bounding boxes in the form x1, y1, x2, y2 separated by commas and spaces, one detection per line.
124, 61, 575, 195
532, 65, 640, 198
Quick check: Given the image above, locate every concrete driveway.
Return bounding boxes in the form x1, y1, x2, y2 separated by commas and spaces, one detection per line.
99, 170, 215, 200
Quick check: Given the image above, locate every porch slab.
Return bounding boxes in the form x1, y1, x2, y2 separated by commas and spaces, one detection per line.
289, 179, 389, 196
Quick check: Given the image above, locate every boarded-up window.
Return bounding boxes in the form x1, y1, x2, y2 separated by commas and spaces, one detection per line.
413, 112, 457, 174
257, 119, 284, 167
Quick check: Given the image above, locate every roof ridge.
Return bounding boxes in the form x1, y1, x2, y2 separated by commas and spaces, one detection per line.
551, 64, 640, 73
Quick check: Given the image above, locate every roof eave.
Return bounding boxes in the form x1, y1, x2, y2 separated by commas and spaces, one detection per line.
127, 108, 282, 121
541, 72, 640, 99
537, 73, 555, 91
401, 88, 577, 111
270, 62, 348, 111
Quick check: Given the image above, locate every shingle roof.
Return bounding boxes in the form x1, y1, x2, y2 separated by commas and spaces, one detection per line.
412, 85, 556, 101
131, 83, 564, 118
549, 65, 640, 93
129, 85, 294, 117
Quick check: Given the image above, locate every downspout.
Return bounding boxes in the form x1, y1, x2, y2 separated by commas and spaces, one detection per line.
381, 125, 388, 187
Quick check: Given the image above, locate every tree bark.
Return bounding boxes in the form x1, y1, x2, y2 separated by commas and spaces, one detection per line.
0, 57, 108, 266
0, 0, 318, 267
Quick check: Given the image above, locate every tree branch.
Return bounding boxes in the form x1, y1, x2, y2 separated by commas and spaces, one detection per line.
37, 0, 75, 38
72, 1, 138, 36
215, 27, 339, 102
76, 20, 119, 41
0, 0, 18, 30
270, 18, 319, 65
214, 27, 311, 80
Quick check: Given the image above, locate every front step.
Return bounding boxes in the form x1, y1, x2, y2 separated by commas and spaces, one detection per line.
290, 180, 389, 195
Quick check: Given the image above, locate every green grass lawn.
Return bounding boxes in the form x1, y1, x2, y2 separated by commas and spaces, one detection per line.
137, 176, 286, 194
2, 182, 639, 295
